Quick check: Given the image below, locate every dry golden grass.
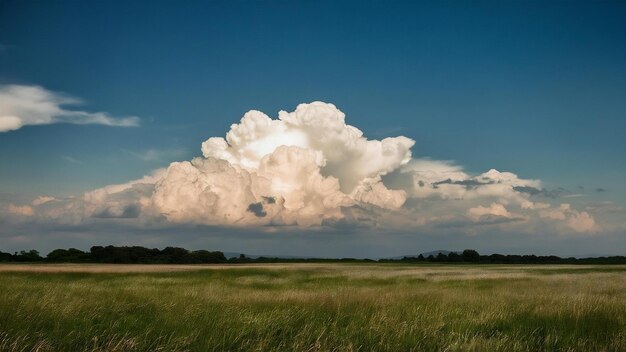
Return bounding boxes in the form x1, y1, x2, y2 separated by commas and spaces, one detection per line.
1, 263, 625, 351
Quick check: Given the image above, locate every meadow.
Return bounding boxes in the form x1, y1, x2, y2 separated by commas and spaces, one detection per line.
0, 263, 625, 352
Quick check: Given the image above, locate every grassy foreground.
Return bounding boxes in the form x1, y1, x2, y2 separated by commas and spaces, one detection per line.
0, 264, 625, 351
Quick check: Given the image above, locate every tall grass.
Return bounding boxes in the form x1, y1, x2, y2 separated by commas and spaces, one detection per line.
0, 264, 625, 351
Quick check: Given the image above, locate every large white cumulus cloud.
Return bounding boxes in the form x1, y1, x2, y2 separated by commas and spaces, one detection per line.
201, 102, 414, 193
155, 102, 412, 226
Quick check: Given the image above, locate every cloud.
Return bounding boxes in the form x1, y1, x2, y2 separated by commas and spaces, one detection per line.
125, 148, 187, 162
201, 102, 414, 193
62, 155, 82, 164
512, 186, 544, 196
31, 196, 55, 206
513, 186, 572, 199
584, 201, 625, 214
151, 102, 414, 226
540, 204, 570, 221
0, 84, 139, 132
83, 171, 163, 222
467, 203, 513, 221
383, 159, 469, 200
152, 145, 353, 226
566, 211, 597, 233
539, 203, 599, 233
351, 176, 406, 209
92, 204, 141, 219
0, 101, 612, 238
7, 204, 34, 216
384, 159, 541, 210
434, 178, 494, 189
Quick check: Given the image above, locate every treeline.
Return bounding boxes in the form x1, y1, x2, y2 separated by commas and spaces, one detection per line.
378, 249, 626, 265
0, 246, 227, 264
0, 247, 625, 264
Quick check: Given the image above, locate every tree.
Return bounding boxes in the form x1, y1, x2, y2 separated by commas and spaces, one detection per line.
47, 249, 70, 262
447, 252, 462, 262
14, 250, 43, 262
185, 250, 226, 264
161, 247, 189, 263
48, 248, 88, 262
462, 249, 480, 262
0, 251, 12, 262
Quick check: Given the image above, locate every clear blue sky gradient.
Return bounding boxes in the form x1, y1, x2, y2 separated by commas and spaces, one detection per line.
1, 0, 625, 204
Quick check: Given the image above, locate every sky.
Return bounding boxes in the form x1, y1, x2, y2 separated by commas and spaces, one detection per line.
0, 0, 625, 257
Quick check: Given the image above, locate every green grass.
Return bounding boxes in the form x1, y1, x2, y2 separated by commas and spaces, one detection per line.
0, 264, 625, 351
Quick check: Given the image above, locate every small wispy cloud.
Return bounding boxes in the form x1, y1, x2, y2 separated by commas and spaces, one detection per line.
124, 148, 187, 162
0, 84, 140, 132
563, 194, 585, 198
61, 155, 81, 164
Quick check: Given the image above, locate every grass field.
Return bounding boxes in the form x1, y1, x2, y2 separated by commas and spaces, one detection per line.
0, 263, 625, 351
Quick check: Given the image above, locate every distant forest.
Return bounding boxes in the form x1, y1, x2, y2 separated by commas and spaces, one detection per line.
1, 246, 625, 264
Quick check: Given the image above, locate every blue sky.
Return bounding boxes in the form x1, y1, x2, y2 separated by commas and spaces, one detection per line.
0, 1, 625, 256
